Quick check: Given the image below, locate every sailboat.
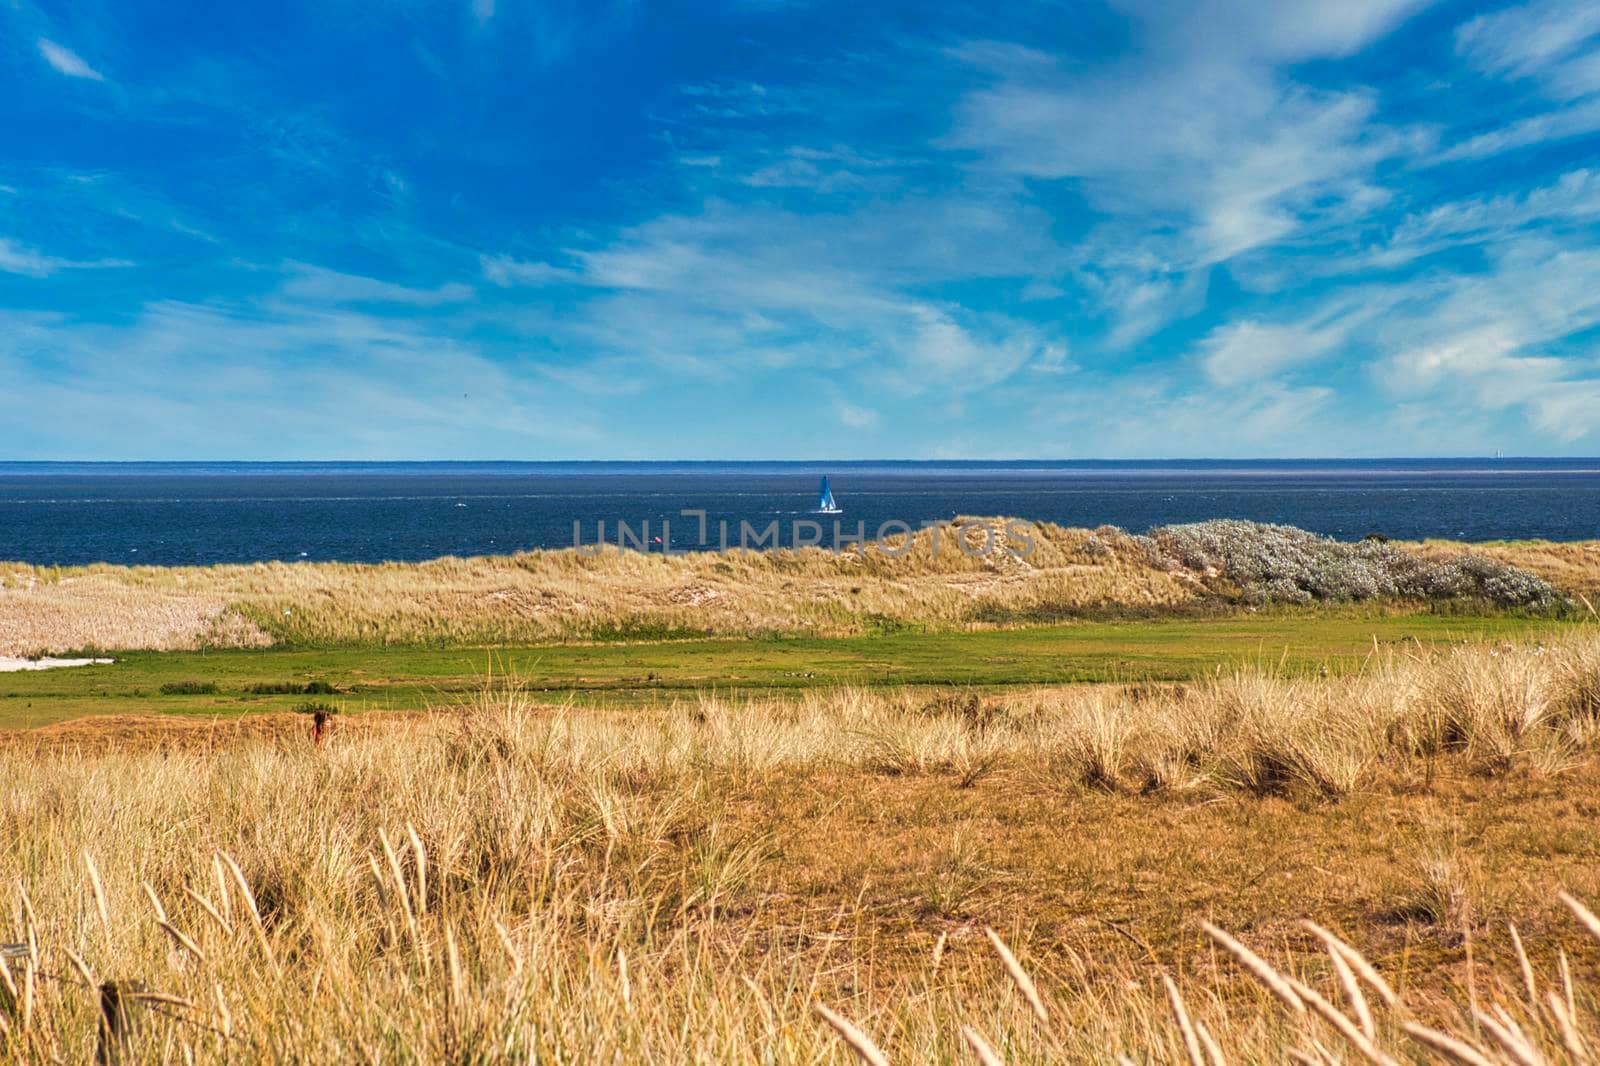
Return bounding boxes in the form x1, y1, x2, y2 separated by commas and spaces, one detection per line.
814, 476, 842, 514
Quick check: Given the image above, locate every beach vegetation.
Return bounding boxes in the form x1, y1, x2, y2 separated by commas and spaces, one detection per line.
2, 519, 1586, 655
8, 636, 1600, 1060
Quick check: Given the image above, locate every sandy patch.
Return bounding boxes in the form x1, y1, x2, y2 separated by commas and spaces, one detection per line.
0, 656, 114, 672
0, 577, 271, 656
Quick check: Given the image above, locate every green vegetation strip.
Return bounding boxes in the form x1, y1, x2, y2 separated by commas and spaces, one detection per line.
0, 612, 1577, 730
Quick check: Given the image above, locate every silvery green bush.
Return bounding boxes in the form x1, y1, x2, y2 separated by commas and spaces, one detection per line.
1093, 519, 1559, 608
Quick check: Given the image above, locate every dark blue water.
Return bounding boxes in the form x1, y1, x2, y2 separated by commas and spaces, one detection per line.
3, 460, 1600, 566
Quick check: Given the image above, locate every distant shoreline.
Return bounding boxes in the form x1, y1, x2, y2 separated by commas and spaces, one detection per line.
6, 456, 1600, 475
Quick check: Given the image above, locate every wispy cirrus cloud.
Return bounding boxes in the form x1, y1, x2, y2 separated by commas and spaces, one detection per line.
1456, 0, 1600, 94
277, 263, 475, 307
1186, 237, 1600, 443
36, 38, 105, 82
1373, 241, 1600, 439
481, 194, 1067, 403
941, 1, 1430, 349
0, 237, 131, 277
1367, 169, 1600, 266
7, 0, 1600, 458
480, 255, 582, 287
1433, 0, 1600, 162
0, 293, 595, 460
1200, 317, 1356, 388
1432, 98, 1600, 162
946, 2, 1428, 260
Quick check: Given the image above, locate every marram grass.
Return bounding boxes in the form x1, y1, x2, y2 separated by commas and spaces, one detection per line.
1, 518, 1578, 655
7, 633, 1600, 1060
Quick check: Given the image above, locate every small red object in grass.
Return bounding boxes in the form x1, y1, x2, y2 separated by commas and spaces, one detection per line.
311, 710, 330, 747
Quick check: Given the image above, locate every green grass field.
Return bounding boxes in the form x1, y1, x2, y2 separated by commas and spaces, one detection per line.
0, 610, 1577, 729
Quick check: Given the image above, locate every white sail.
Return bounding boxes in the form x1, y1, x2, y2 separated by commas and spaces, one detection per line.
815, 476, 841, 514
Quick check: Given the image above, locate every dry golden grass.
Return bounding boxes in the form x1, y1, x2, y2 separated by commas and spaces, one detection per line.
8, 634, 1600, 1060
0, 520, 1204, 654
8, 519, 1589, 656
0, 576, 270, 658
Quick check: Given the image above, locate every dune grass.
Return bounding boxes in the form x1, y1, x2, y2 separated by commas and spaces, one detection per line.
0, 520, 1190, 654
2, 519, 1583, 656
7, 634, 1600, 1061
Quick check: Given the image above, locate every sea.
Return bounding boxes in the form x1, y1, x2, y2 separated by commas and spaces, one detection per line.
3, 459, 1600, 567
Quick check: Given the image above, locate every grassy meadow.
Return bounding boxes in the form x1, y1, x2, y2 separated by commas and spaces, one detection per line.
6, 519, 1600, 1061
7, 641, 1600, 1061
0, 610, 1575, 731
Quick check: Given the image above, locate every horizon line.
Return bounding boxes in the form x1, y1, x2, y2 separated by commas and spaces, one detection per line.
1, 456, 1593, 465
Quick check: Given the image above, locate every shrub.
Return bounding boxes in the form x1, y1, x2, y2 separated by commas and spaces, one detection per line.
159, 680, 218, 695
1149, 519, 1559, 608
249, 680, 340, 695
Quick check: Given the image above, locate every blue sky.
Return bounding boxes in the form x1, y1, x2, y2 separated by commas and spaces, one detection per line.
4, 0, 1600, 459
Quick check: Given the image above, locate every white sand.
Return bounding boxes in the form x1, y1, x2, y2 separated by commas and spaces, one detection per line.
0, 656, 114, 672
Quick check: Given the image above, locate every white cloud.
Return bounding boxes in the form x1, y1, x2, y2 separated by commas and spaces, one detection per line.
946, 4, 1422, 266
729, 145, 911, 195
1549, 50, 1600, 100
0, 239, 67, 278
1383, 323, 1531, 393
0, 299, 594, 459
1030, 342, 1073, 375
1182, 0, 1436, 63
834, 400, 878, 429
1201, 319, 1347, 386
0, 237, 131, 277
1369, 242, 1600, 440
460, 0, 1432, 435
951, 68, 1392, 266
37, 39, 105, 82
475, 176, 1069, 397
1433, 0, 1600, 163
1019, 279, 1065, 301
278, 263, 474, 306
1369, 168, 1600, 266
1090, 267, 1211, 351
1380, 323, 1600, 442
1183, 233, 1600, 443
1433, 98, 1600, 162
1028, 373, 1342, 457
1456, 0, 1600, 92
22, 0, 1599, 458
898, 306, 1043, 390
1195, 282, 1408, 386
481, 254, 582, 287
939, 1, 1428, 351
